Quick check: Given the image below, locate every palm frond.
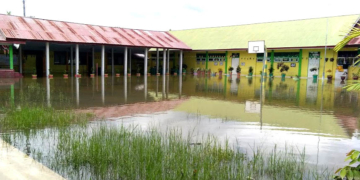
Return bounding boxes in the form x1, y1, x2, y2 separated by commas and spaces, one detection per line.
344, 81, 360, 91
334, 23, 360, 52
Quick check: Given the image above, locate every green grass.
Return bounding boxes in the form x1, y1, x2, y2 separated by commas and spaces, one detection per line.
0, 106, 92, 131
49, 125, 331, 180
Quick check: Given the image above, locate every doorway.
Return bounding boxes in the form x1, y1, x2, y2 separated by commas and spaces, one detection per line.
231, 58, 239, 74
307, 52, 320, 78
26, 50, 44, 77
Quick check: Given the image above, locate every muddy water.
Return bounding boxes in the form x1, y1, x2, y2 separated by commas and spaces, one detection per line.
1, 75, 360, 170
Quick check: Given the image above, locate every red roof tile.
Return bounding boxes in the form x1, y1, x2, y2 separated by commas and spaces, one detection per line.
348, 37, 360, 46
0, 14, 191, 50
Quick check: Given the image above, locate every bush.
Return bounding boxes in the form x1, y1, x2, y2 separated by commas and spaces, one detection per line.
236, 66, 241, 73
249, 66, 253, 73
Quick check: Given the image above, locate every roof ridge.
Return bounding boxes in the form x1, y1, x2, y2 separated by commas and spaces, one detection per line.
0, 14, 168, 33
172, 14, 360, 31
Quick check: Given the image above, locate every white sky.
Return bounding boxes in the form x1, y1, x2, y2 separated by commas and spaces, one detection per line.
0, 0, 360, 31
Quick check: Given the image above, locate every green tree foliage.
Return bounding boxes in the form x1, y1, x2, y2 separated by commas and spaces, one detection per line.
334, 150, 360, 180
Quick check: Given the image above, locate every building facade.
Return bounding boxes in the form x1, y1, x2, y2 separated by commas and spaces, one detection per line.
1, 14, 360, 79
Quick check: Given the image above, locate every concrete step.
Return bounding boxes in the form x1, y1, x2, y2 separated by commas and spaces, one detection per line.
0, 70, 23, 78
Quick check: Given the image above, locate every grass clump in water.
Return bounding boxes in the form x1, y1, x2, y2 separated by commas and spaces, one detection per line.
51, 125, 330, 180
0, 106, 92, 131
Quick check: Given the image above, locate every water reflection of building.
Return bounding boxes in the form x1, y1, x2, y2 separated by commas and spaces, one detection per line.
1, 76, 359, 138
188, 76, 360, 137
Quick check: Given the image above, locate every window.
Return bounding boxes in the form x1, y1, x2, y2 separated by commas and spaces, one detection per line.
256, 53, 271, 62
231, 53, 240, 58
337, 51, 358, 69
0, 54, 19, 66
209, 53, 225, 61
196, 53, 206, 61
260, 52, 299, 62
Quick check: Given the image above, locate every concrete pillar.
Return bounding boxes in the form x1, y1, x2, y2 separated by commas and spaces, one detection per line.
76, 77, 79, 107
124, 76, 127, 103
45, 42, 50, 77
144, 48, 148, 75
124, 47, 128, 76
19, 46, 22, 74
101, 76, 105, 105
179, 75, 182, 98
129, 49, 132, 74
156, 48, 159, 73
162, 75, 165, 99
111, 48, 114, 75
70, 46, 73, 76
163, 49, 167, 75
167, 49, 170, 74
144, 76, 147, 101
179, 50, 183, 75
46, 78, 50, 107
75, 44, 79, 76
101, 45, 105, 76
166, 74, 169, 99
92, 47, 95, 75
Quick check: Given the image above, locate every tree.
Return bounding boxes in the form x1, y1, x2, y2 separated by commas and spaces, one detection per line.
6, 11, 11, 15
333, 24, 360, 180
334, 23, 360, 91
334, 23, 360, 52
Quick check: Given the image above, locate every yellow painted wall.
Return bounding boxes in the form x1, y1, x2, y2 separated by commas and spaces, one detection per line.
183, 51, 206, 71
23, 55, 36, 73
238, 51, 256, 75
300, 49, 338, 78
348, 66, 360, 79
183, 49, 341, 78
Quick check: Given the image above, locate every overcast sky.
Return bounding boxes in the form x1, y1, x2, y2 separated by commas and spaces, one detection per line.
0, 0, 360, 31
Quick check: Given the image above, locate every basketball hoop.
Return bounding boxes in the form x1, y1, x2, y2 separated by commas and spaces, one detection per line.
253, 46, 259, 53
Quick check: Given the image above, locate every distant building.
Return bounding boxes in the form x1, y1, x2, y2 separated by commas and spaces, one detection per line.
0, 14, 359, 79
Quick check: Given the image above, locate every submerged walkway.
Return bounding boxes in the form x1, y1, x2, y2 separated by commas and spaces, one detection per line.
0, 139, 65, 180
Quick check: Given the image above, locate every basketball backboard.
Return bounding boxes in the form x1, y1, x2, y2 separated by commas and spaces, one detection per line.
248, 41, 265, 54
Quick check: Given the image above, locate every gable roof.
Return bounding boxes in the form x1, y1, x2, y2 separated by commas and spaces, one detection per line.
169, 15, 360, 50
0, 14, 191, 50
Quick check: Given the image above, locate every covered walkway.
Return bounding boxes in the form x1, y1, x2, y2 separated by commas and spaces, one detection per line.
0, 14, 191, 77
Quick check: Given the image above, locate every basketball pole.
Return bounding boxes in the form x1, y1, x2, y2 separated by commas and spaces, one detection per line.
248, 41, 266, 130
261, 46, 267, 82
260, 45, 267, 130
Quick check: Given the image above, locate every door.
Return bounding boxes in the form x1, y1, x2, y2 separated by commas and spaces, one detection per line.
231, 58, 239, 74
307, 52, 320, 78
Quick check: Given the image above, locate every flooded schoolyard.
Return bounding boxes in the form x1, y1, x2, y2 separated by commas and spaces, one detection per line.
0, 75, 359, 179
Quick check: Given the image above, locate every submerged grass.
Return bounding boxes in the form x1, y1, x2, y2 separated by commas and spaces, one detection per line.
48, 125, 331, 180
0, 83, 92, 132
0, 106, 92, 131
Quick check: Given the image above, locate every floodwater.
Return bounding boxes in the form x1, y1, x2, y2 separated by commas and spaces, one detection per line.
1, 75, 360, 171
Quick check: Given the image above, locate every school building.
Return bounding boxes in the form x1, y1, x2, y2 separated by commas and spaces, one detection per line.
0, 14, 360, 79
